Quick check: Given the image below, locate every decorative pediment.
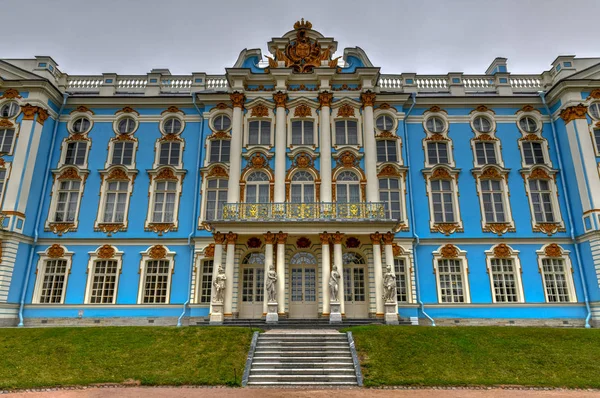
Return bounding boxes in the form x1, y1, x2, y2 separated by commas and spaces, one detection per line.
517, 105, 540, 114
377, 164, 401, 177
560, 104, 588, 123
293, 152, 313, 168
471, 105, 495, 114
478, 167, 504, 180
149, 245, 167, 259
116, 106, 139, 116
337, 103, 356, 118
159, 133, 183, 142
544, 243, 563, 257
70, 105, 94, 115
206, 165, 229, 178
440, 244, 459, 258
519, 133, 543, 142
0, 88, 21, 99
47, 244, 65, 258
429, 167, 453, 180
475, 133, 496, 141
426, 105, 447, 114
154, 168, 179, 181
492, 243, 513, 258
250, 104, 269, 117
161, 106, 184, 115
106, 168, 131, 181
527, 168, 551, 180
425, 133, 448, 141
57, 167, 82, 181
294, 104, 312, 117
97, 245, 116, 259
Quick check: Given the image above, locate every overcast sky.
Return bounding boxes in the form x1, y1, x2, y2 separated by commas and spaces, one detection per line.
3, 0, 599, 76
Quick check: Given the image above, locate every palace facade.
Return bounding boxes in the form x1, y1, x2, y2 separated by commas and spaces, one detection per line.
1, 20, 600, 327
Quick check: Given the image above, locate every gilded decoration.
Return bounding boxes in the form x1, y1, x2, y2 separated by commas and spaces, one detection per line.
0, 157, 5, 167
96, 223, 125, 236
378, 103, 391, 110
432, 223, 462, 236
369, 233, 382, 245
319, 233, 330, 245
484, 223, 514, 236
0, 88, 21, 99
246, 152, 269, 170
106, 168, 130, 181
47, 244, 65, 258
97, 245, 116, 259
213, 232, 226, 244
427, 105, 447, 114
520, 133, 543, 142
346, 237, 360, 248
251, 104, 269, 117
294, 104, 312, 117
226, 232, 238, 245
587, 89, 600, 100
293, 152, 312, 168
230, 92, 245, 109
425, 133, 448, 142
204, 244, 215, 258
207, 165, 228, 178
337, 104, 355, 118
492, 243, 512, 258
534, 223, 563, 236
544, 243, 563, 257
528, 168, 551, 180
66, 133, 90, 142
476, 133, 496, 141
518, 105, 538, 113
208, 131, 230, 140
20, 104, 37, 120
216, 103, 229, 110
0, 119, 14, 128
429, 168, 452, 180
71, 106, 94, 115
48, 223, 75, 236
378, 165, 401, 178
247, 237, 262, 248
337, 151, 358, 168
440, 244, 459, 258
117, 106, 140, 116
154, 168, 178, 181
296, 237, 311, 248
57, 167, 82, 181
392, 243, 403, 257
478, 167, 504, 180
333, 84, 361, 91
560, 104, 588, 123
287, 84, 318, 92
37, 108, 49, 125
159, 133, 183, 142
162, 106, 184, 115
360, 92, 376, 108
264, 232, 276, 245
332, 232, 344, 244
149, 245, 167, 259
377, 131, 399, 139
115, 134, 136, 142
266, 19, 339, 73
383, 232, 394, 245
276, 232, 288, 244
146, 223, 175, 236
273, 92, 287, 108
471, 105, 495, 114
246, 85, 274, 92
318, 92, 333, 108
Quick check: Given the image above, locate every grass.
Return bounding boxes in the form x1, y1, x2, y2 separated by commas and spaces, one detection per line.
344, 326, 600, 388
0, 326, 256, 390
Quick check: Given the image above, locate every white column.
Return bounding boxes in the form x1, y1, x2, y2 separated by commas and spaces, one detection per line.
223, 232, 237, 316
263, 232, 275, 314
371, 233, 384, 317
276, 232, 287, 314
332, 232, 345, 315
274, 92, 287, 203
319, 92, 333, 202
209, 233, 225, 315
361, 92, 379, 203
227, 93, 245, 203
320, 233, 331, 315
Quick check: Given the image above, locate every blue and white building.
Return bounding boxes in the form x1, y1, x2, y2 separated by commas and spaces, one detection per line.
1, 20, 600, 327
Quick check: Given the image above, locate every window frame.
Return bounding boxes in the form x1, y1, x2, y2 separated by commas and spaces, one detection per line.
145, 168, 184, 231
290, 119, 316, 146
208, 138, 231, 163
376, 139, 399, 163
425, 141, 450, 166
0, 101, 20, 119
0, 126, 17, 155
32, 245, 74, 304
484, 245, 524, 303
473, 169, 514, 233
393, 256, 413, 304
137, 246, 176, 304
113, 115, 139, 136
194, 256, 214, 304
211, 113, 232, 132
246, 119, 273, 147
536, 244, 577, 303
379, 176, 403, 221
84, 245, 124, 304
424, 167, 463, 233
68, 116, 93, 135
203, 177, 229, 221
432, 245, 470, 304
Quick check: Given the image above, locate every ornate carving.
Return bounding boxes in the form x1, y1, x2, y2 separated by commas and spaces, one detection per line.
332, 232, 344, 244
476, 133, 496, 141
57, 167, 82, 181
318, 92, 333, 108
247, 237, 262, 248
162, 106, 183, 115
71, 106, 94, 115
319, 233, 330, 245
117, 106, 140, 115
0, 88, 21, 99
369, 233, 382, 245
520, 133, 543, 142
296, 237, 311, 248
337, 104, 355, 118
146, 223, 174, 236
493, 243, 512, 258
346, 237, 361, 248
333, 84, 361, 91
273, 92, 287, 108
66, 133, 90, 142
534, 223, 562, 236
440, 244, 459, 258
560, 104, 588, 123
378, 103, 391, 110
246, 85, 274, 92
0, 119, 14, 128
148, 245, 167, 259
36, 108, 49, 125
528, 168, 551, 180
97, 245, 116, 259
484, 223, 513, 236
230, 92, 245, 109
21, 104, 37, 120
96, 223, 125, 236
226, 232, 238, 245
338, 151, 358, 168
159, 133, 182, 142
544, 243, 563, 257
517, 105, 540, 114
204, 244, 215, 258
479, 167, 503, 180
247, 152, 268, 169
216, 103, 229, 110
0, 157, 5, 167
155, 168, 178, 181
48, 223, 75, 236
427, 105, 447, 114
115, 133, 136, 142
587, 89, 600, 100
106, 168, 130, 181
207, 165, 228, 178
429, 168, 452, 180
208, 131, 231, 140
251, 104, 269, 117
294, 152, 312, 168
433, 223, 461, 236
213, 232, 226, 244
276, 232, 288, 244
287, 84, 318, 92
382, 232, 394, 245
377, 165, 401, 177
360, 92, 376, 108
425, 133, 448, 142
294, 104, 312, 117
264, 232, 276, 245
47, 244, 65, 258
377, 131, 398, 139
392, 243, 403, 257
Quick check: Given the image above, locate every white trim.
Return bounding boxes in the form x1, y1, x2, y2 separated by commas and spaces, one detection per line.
45, 166, 89, 230
32, 245, 74, 304
536, 244, 577, 303
94, 166, 137, 232
522, 167, 565, 232
432, 245, 471, 303
423, 166, 463, 231
144, 166, 186, 231
84, 245, 124, 304
137, 246, 176, 304
485, 244, 524, 303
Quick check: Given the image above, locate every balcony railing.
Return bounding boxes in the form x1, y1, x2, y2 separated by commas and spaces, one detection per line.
216, 202, 391, 222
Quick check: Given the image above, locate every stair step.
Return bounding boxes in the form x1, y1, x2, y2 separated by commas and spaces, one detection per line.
254, 352, 352, 357
247, 381, 358, 386
252, 358, 354, 363
250, 368, 355, 374
248, 375, 357, 382
251, 364, 355, 370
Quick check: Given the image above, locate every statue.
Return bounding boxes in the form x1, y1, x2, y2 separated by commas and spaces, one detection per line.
329, 265, 340, 301
383, 264, 397, 303
266, 264, 277, 302
213, 265, 226, 303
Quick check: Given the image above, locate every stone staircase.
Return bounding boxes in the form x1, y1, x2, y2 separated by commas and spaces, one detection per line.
244, 331, 361, 386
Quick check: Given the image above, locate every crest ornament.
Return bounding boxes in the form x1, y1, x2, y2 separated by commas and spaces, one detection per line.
429, 168, 452, 180
294, 152, 312, 168
251, 104, 269, 117
71, 105, 94, 114
47, 244, 65, 258
337, 104, 355, 118
544, 243, 563, 257
97, 245, 116, 259
338, 151, 357, 168
207, 165, 228, 178
204, 244, 215, 258
493, 243, 512, 258
296, 237, 311, 248
149, 245, 167, 259
440, 244, 459, 258
294, 104, 312, 117
230, 92, 245, 108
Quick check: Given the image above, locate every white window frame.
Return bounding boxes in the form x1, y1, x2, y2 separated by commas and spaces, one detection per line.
376, 139, 399, 163
516, 110, 551, 169
473, 168, 515, 233
154, 113, 185, 169
290, 119, 316, 146
46, 168, 88, 230
211, 113, 233, 132
246, 119, 273, 147
536, 244, 577, 303
374, 112, 397, 133
32, 245, 74, 304
333, 118, 361, 147
0, 124, 18, 155
286, 103, 318, 149
84, 245, 124, 304
137, 246, 176, 304
432, 245, 470, 303
202, 177, 229, 221
208, 138, 231, 163
378, 176, 404, 222
156, 140, 184, 168
424, 167, 463, 232
145, 167, 185, 231
484, 245, 524, 303
67, 114, 93, 135
422, 111, 454, 168
244, 102, 274, 148
113, 114, 139, 136
0, 163, 10, 206
194, 256, 214, 304
290, 170, 316, 203
523, 169, 564, 231
590, 124, 600, 157
107, 139, 138, 168
95, 167, 136, 230
393, 256, 413, 304
0, 100, 20, 119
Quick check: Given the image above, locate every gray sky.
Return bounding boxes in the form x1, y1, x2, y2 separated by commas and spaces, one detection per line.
4, 0, 600, 76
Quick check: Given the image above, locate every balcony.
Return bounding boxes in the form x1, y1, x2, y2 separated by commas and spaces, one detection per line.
215, 202, 391, 222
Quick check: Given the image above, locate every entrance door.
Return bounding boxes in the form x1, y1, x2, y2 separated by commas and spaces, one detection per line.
239, 252, 266, 319
343, 252, 368, 319
289, 265, 318, 319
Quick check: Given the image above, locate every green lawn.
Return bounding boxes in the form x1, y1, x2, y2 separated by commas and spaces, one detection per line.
345, 326, 600, 388
0, 327, 255, 390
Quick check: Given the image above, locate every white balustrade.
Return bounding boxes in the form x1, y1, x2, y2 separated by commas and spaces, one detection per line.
66, 76, 103, 92
206, 75, 229, 90
416, 76, 448, 91
463, 76, 495, 91
378, 75, 403, 90
510, 75, 543, 92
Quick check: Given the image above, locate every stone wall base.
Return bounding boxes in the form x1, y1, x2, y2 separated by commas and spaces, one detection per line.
419, 318, 587, 327
0, 317, 17, 327
22, 317, 210, 327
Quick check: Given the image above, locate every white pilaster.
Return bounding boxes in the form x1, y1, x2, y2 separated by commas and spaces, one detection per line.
371, 233, 384, 316
227, 93, 245, 203
333, 233, 345, 315
320, 233, 331, 315
276, 232, 287, 314
319, 92, 333, 202
224, 233, 237, 316
209, 234, 224, 316
566, 114, 600, 211
361, 92, 379, 203
263, 232, 275, 315
274, 92, 287, 202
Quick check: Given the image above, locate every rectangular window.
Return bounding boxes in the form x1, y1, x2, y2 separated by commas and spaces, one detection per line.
65, 142, 87, 165
377, 140, 398, 162
394, 258, 408, 303
594, 129, 600, 154
209, 140, 230, 163
205, 179, 228, 220
248, 120, 271, 145
111, 142, 134, 165
199, 259, 213, 303
152, 181, 177, 223
142, 260, 171, 303
426, 142, 449, 164
159, 142, 181, 166
89, 260, 118, 304
481, 179, 506, 223
490, 258, 518, 302
379, 178, 402, 220
291, 120, 314, 145
522, 142, 545, 165
529, 179, 555, 223
54, 180, 81, 222
431, 179, 455, 223
39, 259, 68, 303
335, 120, 358, 145
0, 128, 15, 153
541, 258, 571, 302
102, 181, 129, 223
475, 142, 497, 165
0, 169, 6, 205
437, 259, 465, 303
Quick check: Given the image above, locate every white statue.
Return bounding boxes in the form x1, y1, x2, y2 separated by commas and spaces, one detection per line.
213, 265, 226, 303
383, 264, 397, 303
266, 264, 277, 302
329, 265, 340, 301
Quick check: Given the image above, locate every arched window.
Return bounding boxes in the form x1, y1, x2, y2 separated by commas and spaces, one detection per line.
246, 171, 269, 203
241, 252, 265, 303
342, 252, 366, 265
290, 252, 317, 264
291, 171, 315, 203
336, 170, 360, 203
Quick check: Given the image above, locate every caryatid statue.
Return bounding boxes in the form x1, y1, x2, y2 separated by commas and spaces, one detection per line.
213, 265, 226, 303
383, 264, 397, 303
266, 264, 277, 302
329, 265, 340, 301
